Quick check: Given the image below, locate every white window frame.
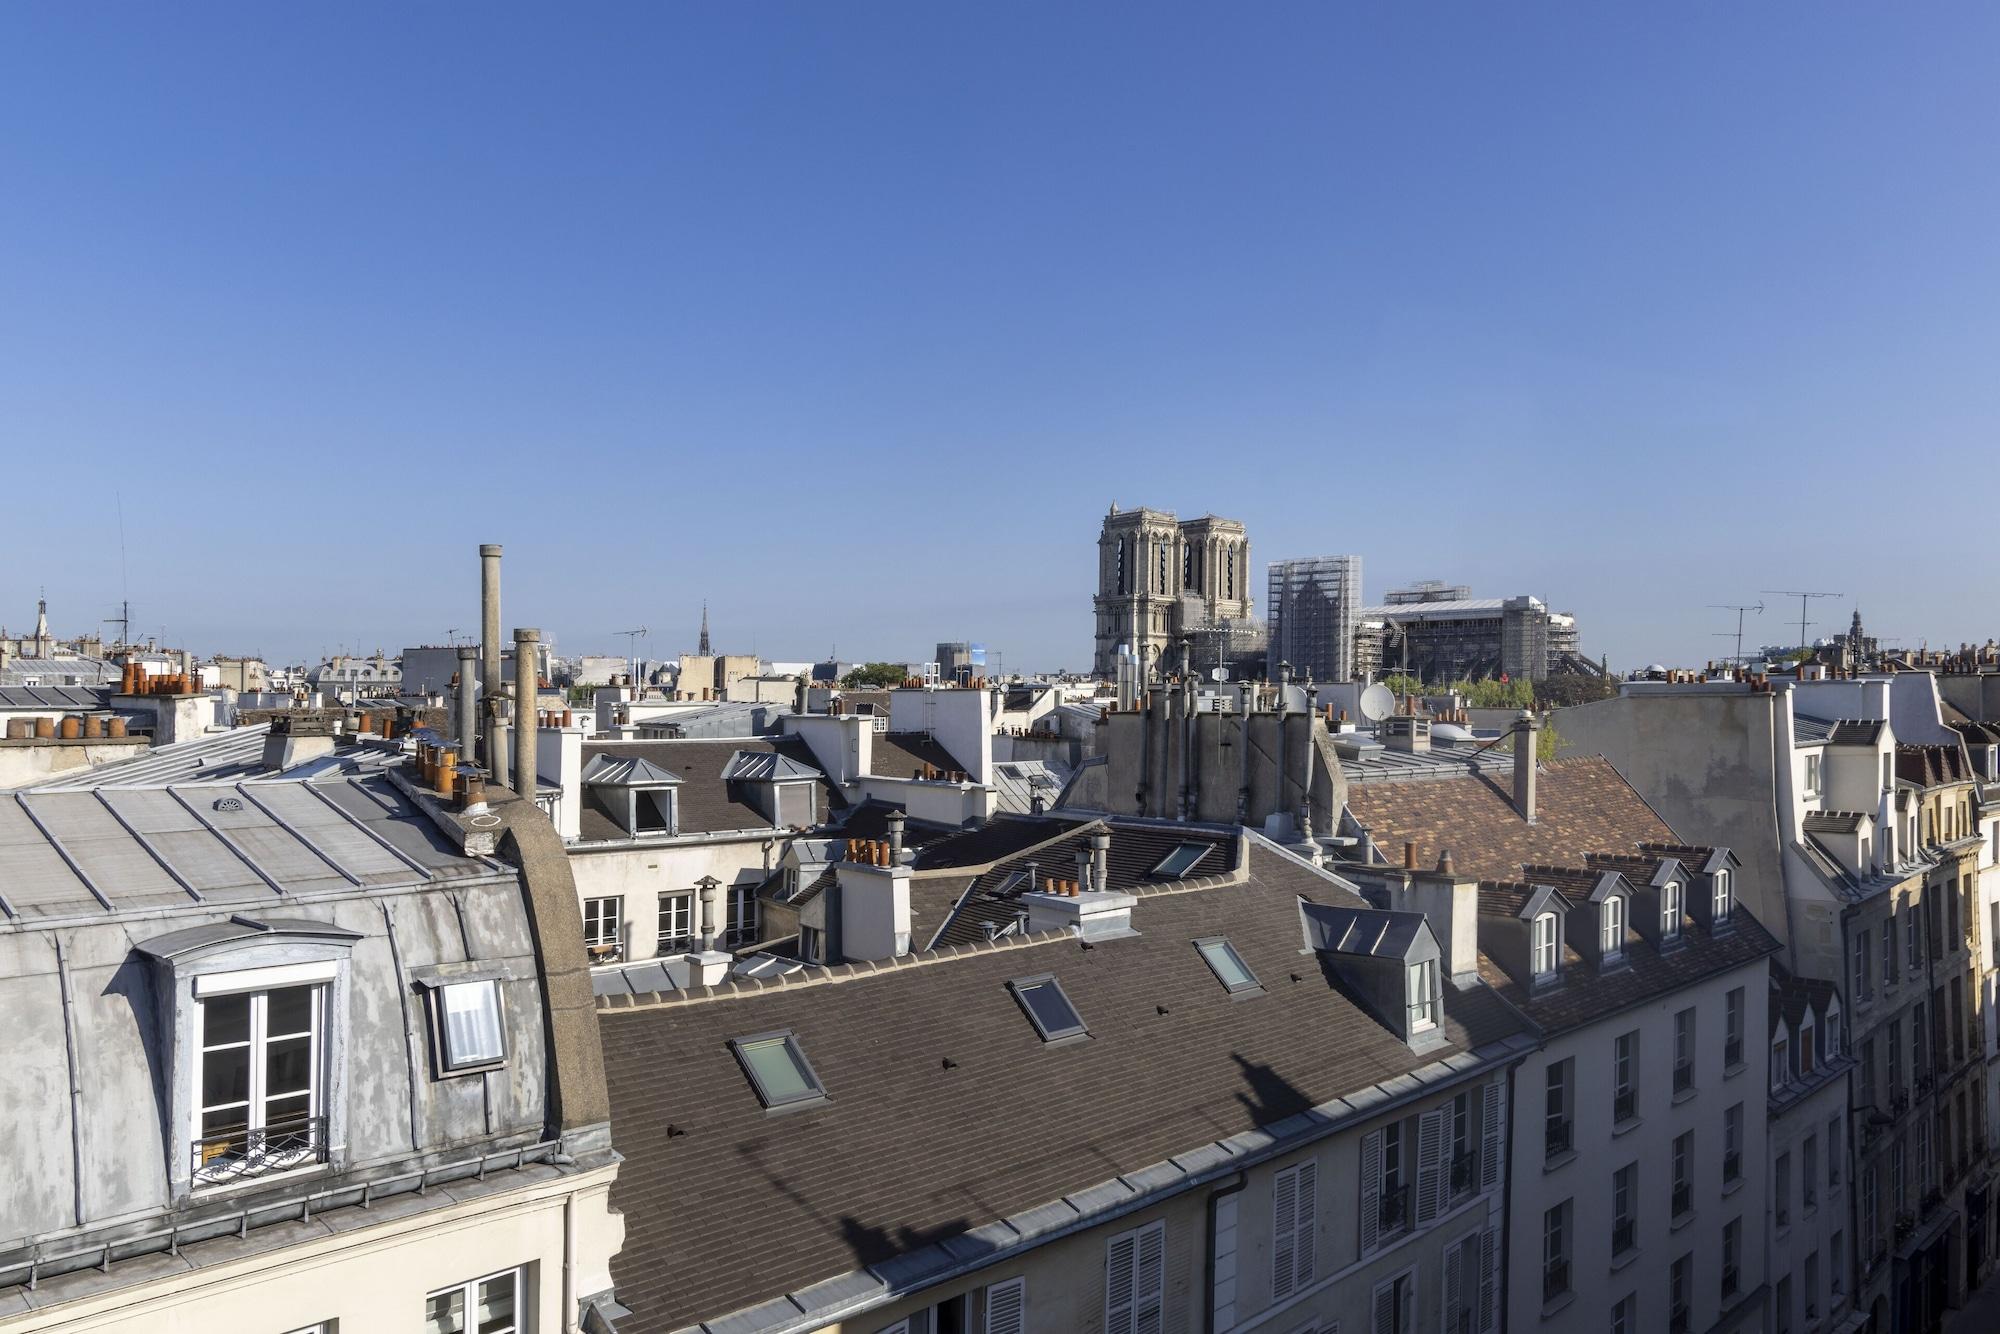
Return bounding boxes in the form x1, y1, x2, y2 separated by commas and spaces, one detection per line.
1372, 1264, 1415, 1334
425, 1265, 523, 1334
192, 983, 325, 1184
1273, 1158, 1319, 1296
430, 978, 507, 1075
724, 884, 759, 948
657, 890, 695, 954
583, 895, 623, 960
1712, 869, 1732, 920
1600, 896, 1624, 960
1407, 957, 1438, 1033
1104, 1218, 1165, 1334
1531, 912, 1558, 980
984, 1277, 1026, 1334
1661, 881, 1683, 941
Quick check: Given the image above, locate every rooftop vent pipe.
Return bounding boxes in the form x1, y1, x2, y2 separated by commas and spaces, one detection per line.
480, 544, 503, 765
455, 644, 478, 764
514, 627, 540, 800
1513, 710, 1539, 825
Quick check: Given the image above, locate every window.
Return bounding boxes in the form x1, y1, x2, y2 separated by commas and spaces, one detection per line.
1195, 937, 1260, 994
1613, 1031, 1638, 1122
1775, 1273, 1792, 1334
1104, 1219, 1165, 1334
1828, 1118, 1841, 1185
1853, 931, 1873, 1002
1884, 920, 1898, 986
1860, 1035, 1876, 1104
1379, 1121, 1409, 1238
1149, 841, 1211, 879
1443, 1233, 1481, 1334
728, 1031, 828, 1109
1803, 1135, 1818, 1209
1545, 1060, 1572, 1159
657, 891, 695, 953
1407, 958, 1438, 1032
1804, 1252, 1820, 1320
1804, 752, 1822, 796
1611, 1294, 1636, 1334
1542, 1201, 1571, 1302
984, 1278, 1025, 1334
798, 924, 824, 964
583, 896, 622, 961
1532, 912, 1559, 981
1272, 1161, 1318, 1299
1371, 1267, 1414, 1334
1831, 1231, 1845, 1294
1723, 1103, 1743, 1182
1771, 1034, 1791, 1090
1007, 975, 1087, 1042
425, 1267, 521, 1334
1862, 1165, 1879, 1258
1673, 1008, 1695, 1093
1711, 869, 1733, 922
1775, 1152, 1791, 1228
193, 984, 324, 1183
1725, 987, 1745, 1068
1669, 1254, 1692, 1334
724, 885, 759, 948
1448, 1090, 1478, 1200
1671, 1132, 1693, 1218
1909, 913, 1922, 970
1799, 1014, 1816, 1076
1600, 896, 1625, 960
1721, 1217, 1741, 1298
1611, 1163, 1637, 1256
431, 979, 505, 1074
1661, 881, 1683, 941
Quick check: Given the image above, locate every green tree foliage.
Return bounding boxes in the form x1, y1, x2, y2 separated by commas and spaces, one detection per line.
841, 661, 908, 689
1380, 674, 1533, 710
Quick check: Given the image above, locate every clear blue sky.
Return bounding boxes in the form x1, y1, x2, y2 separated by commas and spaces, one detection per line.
3, 4, 1996, 672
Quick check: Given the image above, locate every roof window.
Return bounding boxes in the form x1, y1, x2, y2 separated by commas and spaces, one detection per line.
1148, 841, 1211, 879
728, 1031, 828, 1110
1194, 937, 1261, 994
1007, 974, 1088, 1042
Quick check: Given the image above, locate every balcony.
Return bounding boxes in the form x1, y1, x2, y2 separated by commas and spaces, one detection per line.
1546, 1120, 1573, 1160
1613, 1087, 1637, 1123
1378, 1184, 1411, 1238
1543, 1259, 1570, 1303
1673, 1061, 1694, 1094
1451, 1151, 1478, 1197
1611, 1218, 1636, 1256
191, 1114, 327, 1185
1672, 1180, 1692, 1218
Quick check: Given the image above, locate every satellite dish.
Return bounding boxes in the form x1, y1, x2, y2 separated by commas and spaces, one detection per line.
1358, 683, 1395, 723
1210, 667, 1227, 682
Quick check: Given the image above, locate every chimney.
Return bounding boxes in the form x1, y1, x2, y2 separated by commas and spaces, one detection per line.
513, 628, 540, 799
1022, 884, 1136, 940
1513, 710, 1539, 824
1090, 830, 1110, 893
834, 858, 912, 960
1403, 841, 1417, 869
1403, 861, 1481, 986
885, 809, 907, 864
479, 544, 503, 766
1074, 840, 1093, 892
455, 644, 479, 764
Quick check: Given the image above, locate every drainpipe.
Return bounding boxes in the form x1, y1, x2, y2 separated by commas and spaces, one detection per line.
479, 544, 503, 767
563, 1187, 580, 1333
455, 644, 479, 766
514, 628, 540, 800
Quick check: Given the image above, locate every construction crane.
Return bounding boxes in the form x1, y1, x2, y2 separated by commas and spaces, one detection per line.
1708, 602, 1763, 666
1761, 590, 1843, 657
616, 628, 649, 683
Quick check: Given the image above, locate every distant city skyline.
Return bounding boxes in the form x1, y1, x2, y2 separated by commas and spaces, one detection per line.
3, 5, 1996, 672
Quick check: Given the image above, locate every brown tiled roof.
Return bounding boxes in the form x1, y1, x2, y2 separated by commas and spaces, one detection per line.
1896, 743, 1972, 788
576, 738, 833, 839
1636, 842, 1729, 876
1343, 756, 1676, 884
599, 842, 1529, 1333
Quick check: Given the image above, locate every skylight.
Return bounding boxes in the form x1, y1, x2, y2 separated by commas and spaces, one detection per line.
729, 1031, 828, 1109
434, 979, 507, 1073
1148, 841, 1211, 879
1194, 937, 1261, 994
1007, 975, 1088, 1042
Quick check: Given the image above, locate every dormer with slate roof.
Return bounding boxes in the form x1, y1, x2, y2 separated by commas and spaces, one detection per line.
1476, 880, 1571, 994
1585, 850, 1695, 952
1298, 900, 1447, 1050
1638, 841, 1741, 935
1524, 865, 1634, 973
581, 750, 682, 835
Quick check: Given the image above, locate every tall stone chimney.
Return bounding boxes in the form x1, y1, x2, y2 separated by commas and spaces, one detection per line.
513, 627, 540, 800
1513, 709, 1539, 824
480, 544, 503, 766
455, 644, 479, 764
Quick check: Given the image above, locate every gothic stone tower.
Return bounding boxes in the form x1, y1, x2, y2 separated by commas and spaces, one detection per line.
1092, 506, 1252, 679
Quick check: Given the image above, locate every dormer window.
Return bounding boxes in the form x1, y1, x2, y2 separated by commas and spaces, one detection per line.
1824, 1005, 1841, 1055
1661, 881, 1683, 943
1407, 958, 1439, 1032
1600, 896, 1625, 961
1799, 1015, 1817, 1076
1532, 912, 1560, 982
195, 983, 323, 1183
1771, 1034, 1791, 1090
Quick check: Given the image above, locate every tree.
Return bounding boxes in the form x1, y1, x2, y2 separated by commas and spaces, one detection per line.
841, 662, 908, 689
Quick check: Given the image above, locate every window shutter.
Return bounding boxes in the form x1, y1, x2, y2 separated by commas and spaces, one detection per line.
1272, 1166, 1299, 1299
1105, 1229, 1138, 1334
1479, 1083, 1502, 1192
1372, 1277, 1397, 1334
1417, 1109, 1443, 1225
1293, 1159, 1318, 1290
985, 1278, 1026, 1334
1135, 1220, 1165, 1334
1359, 1130, 1382, 1255
1444, 1240, 1464, 1332
1478, 1226, 1498, 1334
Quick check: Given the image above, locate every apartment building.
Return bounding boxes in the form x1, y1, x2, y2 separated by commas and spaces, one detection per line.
0, 765, 622, 1332
1767, 967, 1859, 1334
594, 823, 1534, 1333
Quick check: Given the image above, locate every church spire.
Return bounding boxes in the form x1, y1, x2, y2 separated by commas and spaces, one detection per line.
697, 602, 711, 657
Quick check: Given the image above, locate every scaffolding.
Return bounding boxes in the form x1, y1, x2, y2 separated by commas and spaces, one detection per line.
1266, 555, 1363, 683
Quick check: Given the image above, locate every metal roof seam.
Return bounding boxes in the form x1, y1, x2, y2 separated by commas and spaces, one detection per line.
164, 786, 290, 898
233, 782, 365, 888
301, 780, 435, 880
89, 788, 204, 905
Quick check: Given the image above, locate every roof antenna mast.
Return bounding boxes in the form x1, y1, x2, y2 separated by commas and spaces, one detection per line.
1707, 601, 1764, 666
1761, 590, 1843, 657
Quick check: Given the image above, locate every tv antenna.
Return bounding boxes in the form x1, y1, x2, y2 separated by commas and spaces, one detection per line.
617, 627, 649, 681
1707, 601, 1763, 665
444, 627, 461, 646
1761, 590, 1842, 655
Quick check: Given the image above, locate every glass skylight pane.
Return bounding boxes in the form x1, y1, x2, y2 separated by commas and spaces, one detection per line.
1011, 977, 1087, 1040
441, 980, 505, 1067
1196, 938, 1259, 992
1149, 842, 1210, 879
734, 1034, 825, 1106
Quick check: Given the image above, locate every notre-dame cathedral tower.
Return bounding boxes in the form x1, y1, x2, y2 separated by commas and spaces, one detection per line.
1091, 504, 1253, 679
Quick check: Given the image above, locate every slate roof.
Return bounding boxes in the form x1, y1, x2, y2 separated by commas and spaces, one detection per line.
871, 730, 965, 779
1950, 720, 2000, 746
1897, 743, 1973, 788
1803, 810, 1865, 834
598, 841, 1529, 1334
1792, 715, 1836, 745
1342, 756, 1676, 883
575, 738, 834, 840
1829, 719, 1886, 746
910, 813, 1083, 872
0, 685, 109, 711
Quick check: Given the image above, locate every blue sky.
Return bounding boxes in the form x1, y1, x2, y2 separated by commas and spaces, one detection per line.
2, 4, 1995, 672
